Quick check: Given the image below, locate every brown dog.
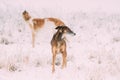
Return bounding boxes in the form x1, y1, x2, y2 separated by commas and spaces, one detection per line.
22, 10, 65, 47
51, 26, 76, 73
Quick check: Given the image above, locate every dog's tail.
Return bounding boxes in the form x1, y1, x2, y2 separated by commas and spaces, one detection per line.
46, 17, 65, 26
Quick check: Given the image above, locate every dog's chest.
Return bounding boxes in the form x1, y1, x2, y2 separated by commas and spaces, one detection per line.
56, 42, 61, 53
56, 40, 65, 53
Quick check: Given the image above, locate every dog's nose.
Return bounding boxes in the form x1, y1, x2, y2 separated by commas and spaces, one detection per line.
73, 33, 76, 35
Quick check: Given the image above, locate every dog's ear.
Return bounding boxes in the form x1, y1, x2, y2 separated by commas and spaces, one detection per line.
23, 10, 26, 14
23, 10, 28, 15
24, 10, 26, 12
55, 26, 63, 30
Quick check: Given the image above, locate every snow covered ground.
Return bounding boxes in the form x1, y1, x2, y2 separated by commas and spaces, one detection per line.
0, 0, 120, 80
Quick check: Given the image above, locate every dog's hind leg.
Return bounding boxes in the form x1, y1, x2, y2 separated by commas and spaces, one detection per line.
52, 47, 57, 73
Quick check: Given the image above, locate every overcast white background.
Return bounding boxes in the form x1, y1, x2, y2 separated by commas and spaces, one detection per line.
0, 0, 120, 80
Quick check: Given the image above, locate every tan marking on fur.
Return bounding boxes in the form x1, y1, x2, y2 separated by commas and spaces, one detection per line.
32, 19, 45, 30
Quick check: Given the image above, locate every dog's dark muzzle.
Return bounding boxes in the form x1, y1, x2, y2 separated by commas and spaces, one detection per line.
69, 31, 76, 36
72, 32, 76, 36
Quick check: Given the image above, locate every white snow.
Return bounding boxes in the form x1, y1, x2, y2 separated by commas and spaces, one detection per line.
0, 0, 120, 80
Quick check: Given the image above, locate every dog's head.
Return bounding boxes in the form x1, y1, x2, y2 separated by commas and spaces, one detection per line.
22, 10, 31, 21
55, 26, 76, 36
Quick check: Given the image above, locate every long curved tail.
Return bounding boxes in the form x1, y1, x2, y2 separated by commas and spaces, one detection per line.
46, 18, 66, 26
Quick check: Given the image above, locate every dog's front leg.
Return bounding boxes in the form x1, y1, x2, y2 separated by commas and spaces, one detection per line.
32, 31, 35, 48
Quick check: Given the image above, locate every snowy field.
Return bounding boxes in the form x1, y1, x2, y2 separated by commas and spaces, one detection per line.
0, 0, 120, 80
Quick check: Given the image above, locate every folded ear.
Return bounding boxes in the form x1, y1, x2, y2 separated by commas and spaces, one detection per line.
23, 10, 27, 15
55, 26, 63, 30
24, 10, 27, 12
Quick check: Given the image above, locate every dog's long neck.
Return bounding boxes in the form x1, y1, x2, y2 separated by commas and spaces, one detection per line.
53, 31, 64, 41
26, 18, 34, 31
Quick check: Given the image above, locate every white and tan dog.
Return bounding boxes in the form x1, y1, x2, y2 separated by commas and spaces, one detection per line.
22, 10, 65, 47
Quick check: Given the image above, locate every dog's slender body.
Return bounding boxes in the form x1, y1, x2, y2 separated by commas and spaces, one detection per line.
22, 11, 65, 47
51, 26, 76, 73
